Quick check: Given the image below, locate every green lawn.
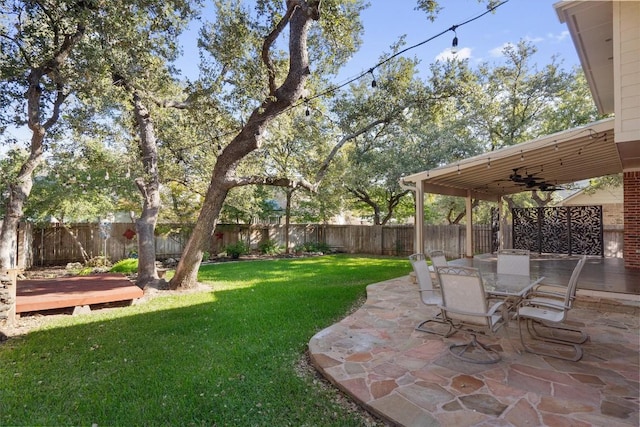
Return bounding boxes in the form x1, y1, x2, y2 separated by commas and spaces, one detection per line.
0, 255, 410, 426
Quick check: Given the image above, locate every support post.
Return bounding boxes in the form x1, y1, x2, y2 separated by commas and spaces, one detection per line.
465, 191, 473, 258
415, 184, 424, 254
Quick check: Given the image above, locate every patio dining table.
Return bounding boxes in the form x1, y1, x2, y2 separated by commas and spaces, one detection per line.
481, 272, 545, 316
481, 272, 545, 298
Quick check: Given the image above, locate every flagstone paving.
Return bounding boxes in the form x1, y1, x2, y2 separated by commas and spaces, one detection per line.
308, 276, 639, 427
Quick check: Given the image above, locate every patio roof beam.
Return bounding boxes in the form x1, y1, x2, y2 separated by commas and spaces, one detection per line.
422, 183, 499, 202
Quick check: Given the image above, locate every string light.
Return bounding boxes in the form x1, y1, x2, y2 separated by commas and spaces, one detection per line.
451, 26, 458, 54
154, 1, 509, 152
304, 98, 310, 116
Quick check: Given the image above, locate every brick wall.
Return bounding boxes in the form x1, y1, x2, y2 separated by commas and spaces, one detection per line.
623, 171, 640, 269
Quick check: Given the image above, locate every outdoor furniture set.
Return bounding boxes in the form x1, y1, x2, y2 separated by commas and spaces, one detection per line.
409, 249, 589, 364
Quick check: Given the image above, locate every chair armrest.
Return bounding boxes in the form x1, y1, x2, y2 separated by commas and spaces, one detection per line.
520, 298, 569, 311
532, 283, 565, 293
486, 301, 506, 316
526, 289, 576, 304
526, 289, 565, 299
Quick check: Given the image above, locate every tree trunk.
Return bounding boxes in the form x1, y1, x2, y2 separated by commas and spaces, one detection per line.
0, 144, 41, 269
131, 92, 163, 289
0, 75, 49, 269
170, 3, 318, 289
170, 172, 229, 289
0, 19, 84, 267
346, 187, 382, 225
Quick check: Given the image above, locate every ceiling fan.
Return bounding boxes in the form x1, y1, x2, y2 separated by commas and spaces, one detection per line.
509, 168, 544, 187
507, 168, 563, 192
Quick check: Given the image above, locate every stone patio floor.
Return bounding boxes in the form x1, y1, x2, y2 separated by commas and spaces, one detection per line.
308, 276, 640, 427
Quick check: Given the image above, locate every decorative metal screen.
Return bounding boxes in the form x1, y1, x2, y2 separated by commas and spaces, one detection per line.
512, 206, 603, 256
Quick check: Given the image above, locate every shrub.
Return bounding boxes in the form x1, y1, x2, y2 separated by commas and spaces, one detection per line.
258, 239, 282, 255
110, 258, 139, 274
202, 251, 210, 261
314, 241, 331, 253
225, 241, 249, 259
86, 256, 112, 268
294, 241, 330, 254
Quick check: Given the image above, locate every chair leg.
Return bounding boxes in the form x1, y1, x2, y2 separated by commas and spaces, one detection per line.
519, 318, 583, 362
529, 319, 589, 344
448, 333, 501, 364
415, 317, 455, 337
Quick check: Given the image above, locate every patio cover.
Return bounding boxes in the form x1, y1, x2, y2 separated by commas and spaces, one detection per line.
402, 118, 620, 203
401, 117, 621, 256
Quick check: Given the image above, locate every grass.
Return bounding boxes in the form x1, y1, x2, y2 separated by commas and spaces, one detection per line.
0, 254, 410, 426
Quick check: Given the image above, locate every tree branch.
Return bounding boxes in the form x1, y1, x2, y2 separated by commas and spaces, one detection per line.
134, 177, 148, 199
261, 2, 297, 94
43, 82, 69, 130
164, 178, 207, 198
346, 186, 382, 224
227, 175, 316, 192
314, 117, 388, 183
380, 190, 411, 225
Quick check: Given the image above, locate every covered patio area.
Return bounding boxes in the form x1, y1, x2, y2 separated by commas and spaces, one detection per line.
400, 118, 627, 261
450, 254, 640, 295
309, 275, 639, 426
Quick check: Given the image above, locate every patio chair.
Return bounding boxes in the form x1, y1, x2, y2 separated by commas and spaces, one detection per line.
427, 250, 448, 269
409, 254, 453, 337
427, 250, 449, 286
497, 249, 530, 276
517, 255, 588, 361
436, 265, 508, 364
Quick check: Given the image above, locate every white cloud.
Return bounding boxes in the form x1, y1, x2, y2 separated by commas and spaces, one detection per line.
524, 35, 544, 44
489, 42, 515, 58
435, 47, 472, 62
548, 30, 570, 43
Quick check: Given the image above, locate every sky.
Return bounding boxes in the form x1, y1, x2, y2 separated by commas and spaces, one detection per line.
3, 0, 581, 150
332, 0, 580, 83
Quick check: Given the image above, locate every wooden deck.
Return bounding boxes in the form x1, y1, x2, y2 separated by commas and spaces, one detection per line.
451, 254, 640, 295
16, 274, 144, 314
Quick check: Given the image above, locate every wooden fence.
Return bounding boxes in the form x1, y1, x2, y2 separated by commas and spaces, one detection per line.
19, 222, 624, 268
